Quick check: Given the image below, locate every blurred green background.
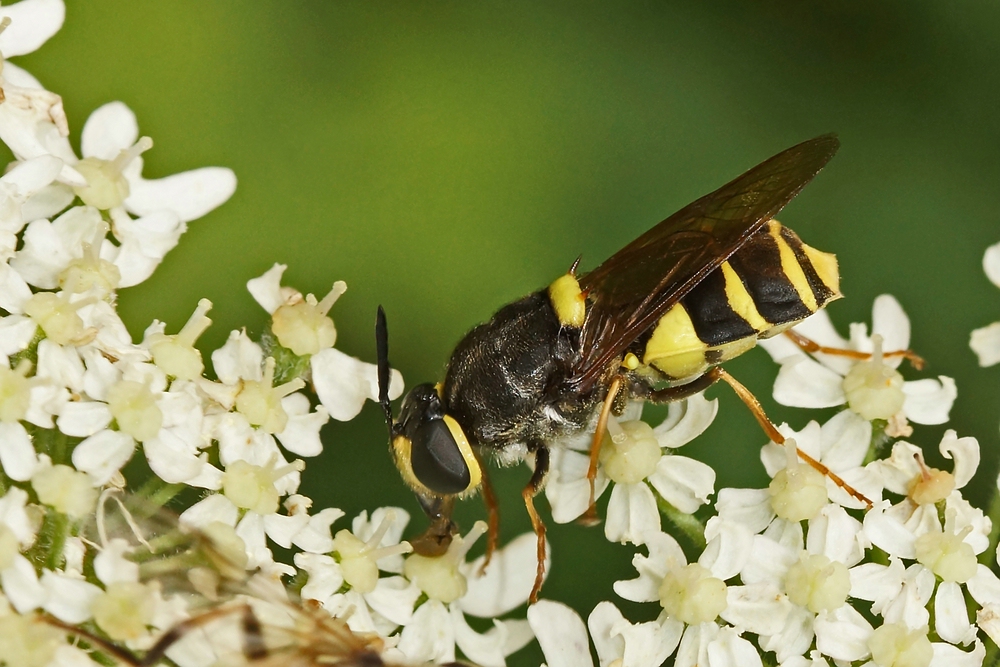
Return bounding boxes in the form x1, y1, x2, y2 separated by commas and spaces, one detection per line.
15, 1, 1000, 663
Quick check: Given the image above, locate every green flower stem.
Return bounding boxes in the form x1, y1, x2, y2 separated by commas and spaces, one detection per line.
133, 475, 184, 515
26, 510, 70, 571
655, 489, 706, 551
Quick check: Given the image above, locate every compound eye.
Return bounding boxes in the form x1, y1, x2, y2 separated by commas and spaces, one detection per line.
410, 417, 473, 495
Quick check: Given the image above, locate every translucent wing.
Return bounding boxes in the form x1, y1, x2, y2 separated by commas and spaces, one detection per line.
570, 134, 840, 391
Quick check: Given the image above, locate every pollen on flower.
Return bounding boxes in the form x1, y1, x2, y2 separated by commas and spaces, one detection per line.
0, 613, 63, 667
23, 292, 96, 346
404, 520, 487, 604
73, 136, 153, 210
599, 419, 661, 484
235, 357, 305, 433
222, 458, 305, 516
784, 552, 850, 613
867, 623, 932, 667
148, 299, 213, 380
270, 281, 345, 356
31, 464, 98, 519
332, 511, 413, 594
107, 379, 162, 442
59, 221, 121, 298
657, 562, 728, 625
842, 334, 906, 421
913, 529, 977, 584
769, 440, 828, 522
0, 360, 32, 424
90, 581, 155, 641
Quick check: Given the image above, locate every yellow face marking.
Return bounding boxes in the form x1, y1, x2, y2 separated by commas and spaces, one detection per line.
768, 221, 817, 312
548, 273, 586, 328
643, 303, 708, 379
801, 242, 842, 297
622, 352, 640, 370
443, 414, 482, 493
720, 260, 770, 331
391, 434, 424, 494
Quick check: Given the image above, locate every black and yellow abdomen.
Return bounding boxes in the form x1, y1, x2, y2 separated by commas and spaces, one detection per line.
641, 220, 841, 381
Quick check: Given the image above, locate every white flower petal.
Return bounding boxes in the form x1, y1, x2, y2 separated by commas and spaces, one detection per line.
652, 393, 717, 449
813, 604, 872, 662
451, 604, 509, 667
705, 626, 764, 667
293, 507, 344, 554
179, 493, 239, 529
649, 455, 715, 514
870, 294, 911, 359
93, 539, 139, 585
246, 263, 288, 315
721, 583, 791, 636
546, 447, 610, 524
125, 162, 237, 223
772, 357, 846, 408
397, 599, 455, 665
806, 504, 865, 566
715, 487, 774, 535
863, 501, 915, 558
740, 533, 795, 588
461, 531, 543, 617
80, 101, 138, 159
0, 0, 64, 56
295, 552, 344, 604
41, 570, 102, 623
0, 264, 31, 313
528, 600, 594, 667
605, 482, 660, 545
587, 601, 627, 666
311, 347, 403, 421
759, 605, 815, 663
0, 315, 37, 355
930, 640, 985, 667
211, 330, 264, 385
0, 421, 36, 481
939, 430, 979, 489
819, 409, 871, 470
611, 614, 681, 667
970, 322, 1000, 367
935, 580, 976, 645
364, 575, 419, 627
984, 241, 1000, 288
57, 400, 112, 437
1, 554, 45, 612
0, 487, 34, 544
275, 393, 328, 457
699, 517, 753, 581
111, 209, 186, 287
901, 376, 956, 425
71, 429, 135, 484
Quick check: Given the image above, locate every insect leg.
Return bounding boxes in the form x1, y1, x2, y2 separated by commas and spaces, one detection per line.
580, 375, 625, 526
473, 448, 500, 574
712, 367, 872, 508
524, 443, 550, 604
784, 329, 924, 369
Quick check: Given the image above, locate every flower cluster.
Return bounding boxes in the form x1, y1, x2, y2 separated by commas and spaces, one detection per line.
529, 294, 1000, 667
0, 3, 543, 667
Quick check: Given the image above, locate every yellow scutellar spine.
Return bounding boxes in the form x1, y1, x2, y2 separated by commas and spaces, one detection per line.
643, 304, 707, 379
720, 261, 769, 331
768, 221, 818, 311
548, 273, 586, 328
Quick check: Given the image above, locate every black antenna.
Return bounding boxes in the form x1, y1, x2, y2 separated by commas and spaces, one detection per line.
375, 306, 394, 435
